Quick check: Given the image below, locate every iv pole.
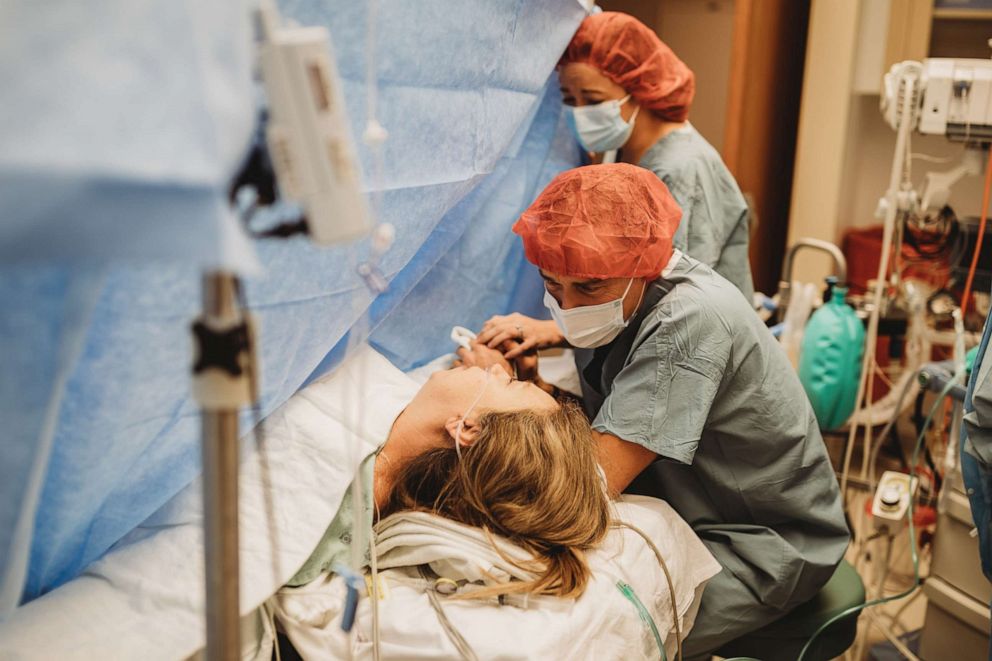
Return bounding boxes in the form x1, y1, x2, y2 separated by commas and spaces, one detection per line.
191, 2, 382, 655
193, 271, 256, 661
839, 63, 920, 502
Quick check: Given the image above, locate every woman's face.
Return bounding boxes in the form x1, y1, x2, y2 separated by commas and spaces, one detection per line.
422, 365, 557, 416
559, 63, 634, 118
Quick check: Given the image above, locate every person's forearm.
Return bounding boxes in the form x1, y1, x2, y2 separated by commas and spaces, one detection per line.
593, 430, 658, 496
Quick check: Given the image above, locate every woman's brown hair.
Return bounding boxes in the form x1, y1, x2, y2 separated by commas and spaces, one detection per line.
385, 401, 610, 600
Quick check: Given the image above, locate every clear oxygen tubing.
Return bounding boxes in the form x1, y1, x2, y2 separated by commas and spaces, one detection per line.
865, 369, 921, 493
846, 368, 920, 650
420, 566, 481, 661
796, 369, 964, 661
342, 259, 368, 661
454, 367, 494, 459
864, 608, 921, 660
613, 519, 682, 661
884, 585, 923, 634
840, 67, 920, 504
364, 366, 491, 659
234, 278, 285, 614
350, 0, 388, 588
368, 504, 381, 661
616, 581, 667, 661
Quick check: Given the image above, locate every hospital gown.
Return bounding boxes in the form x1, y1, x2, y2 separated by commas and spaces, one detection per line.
287, 454, 376, 587
575, 253, 848, 657
638, 123, 754, 301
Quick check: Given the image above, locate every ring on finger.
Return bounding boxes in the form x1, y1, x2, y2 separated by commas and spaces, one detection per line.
514, 324, 524, 340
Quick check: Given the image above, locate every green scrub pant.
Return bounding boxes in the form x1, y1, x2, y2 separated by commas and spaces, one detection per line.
682, 563, 788, 660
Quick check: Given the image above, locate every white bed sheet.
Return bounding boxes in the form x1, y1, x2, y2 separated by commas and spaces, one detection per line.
275, 496, 721, 660
0, 343, 720, 660
0, 345, 417, 660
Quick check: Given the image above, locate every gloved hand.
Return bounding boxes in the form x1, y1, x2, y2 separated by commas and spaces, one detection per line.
477, 313, 564, 359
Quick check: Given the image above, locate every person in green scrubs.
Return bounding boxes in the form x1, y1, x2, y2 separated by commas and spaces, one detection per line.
468, 164, 849, 658
558, 10, 754, 300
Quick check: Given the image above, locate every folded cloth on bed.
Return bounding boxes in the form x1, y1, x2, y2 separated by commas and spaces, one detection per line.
274, 496, 722, 660
0, 345, 418, 661
375, 511, 539, 586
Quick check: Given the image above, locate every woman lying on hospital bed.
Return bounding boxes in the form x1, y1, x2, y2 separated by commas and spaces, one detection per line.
0, 344, 717, 660
381, 366, 608, 600
271, 347, 721, 660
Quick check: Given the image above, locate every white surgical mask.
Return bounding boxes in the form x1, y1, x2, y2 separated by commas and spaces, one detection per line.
566, 95, 640, 153
544, 279, 640, 349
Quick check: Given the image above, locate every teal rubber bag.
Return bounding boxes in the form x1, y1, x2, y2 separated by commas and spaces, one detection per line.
798, 286, 865, 430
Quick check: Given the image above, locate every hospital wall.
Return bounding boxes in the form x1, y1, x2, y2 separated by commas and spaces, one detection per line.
789, 0, 992, 286
609, 0, 992, 292
599, 0, 811, 295
599, 0, 736, 152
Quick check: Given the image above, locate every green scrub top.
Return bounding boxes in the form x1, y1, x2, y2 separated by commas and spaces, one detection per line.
638, 123, 754, 301
576, 254, 848, 612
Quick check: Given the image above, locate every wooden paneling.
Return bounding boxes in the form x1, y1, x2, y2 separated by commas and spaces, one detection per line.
884, 0, 935, 67
598, 0, 736, 152
724, 0, 812, 294
930, 16, 992, 57
595, 0, 662, 27
655, 1, 736, 152
786, 0, 862, 287
595, 0, 813, 292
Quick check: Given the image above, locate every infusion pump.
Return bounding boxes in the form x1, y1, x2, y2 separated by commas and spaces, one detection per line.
880, 56, 992, 216
918, 58, 992, 142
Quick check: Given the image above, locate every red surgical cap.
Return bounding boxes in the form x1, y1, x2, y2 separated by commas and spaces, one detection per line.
513, 164, 682, 280
560, 12, 695, 122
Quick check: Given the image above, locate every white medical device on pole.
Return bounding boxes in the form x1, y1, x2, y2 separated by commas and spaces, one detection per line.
840, 61, 923, 502
256, 0, 371, 245
193, 4, 378, 659
918, 58, 992, 141
878, 57, 992, 220
915, 58, 992, 216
